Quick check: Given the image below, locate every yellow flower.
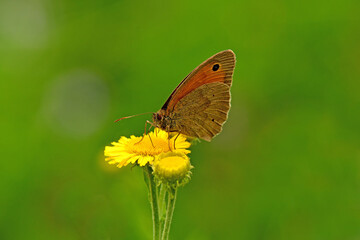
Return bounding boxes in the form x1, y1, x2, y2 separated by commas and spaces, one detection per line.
153, 152, 193, 186
104, 128, 191, 168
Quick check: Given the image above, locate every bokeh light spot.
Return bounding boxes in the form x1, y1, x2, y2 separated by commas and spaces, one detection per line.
43, 70, 110, 138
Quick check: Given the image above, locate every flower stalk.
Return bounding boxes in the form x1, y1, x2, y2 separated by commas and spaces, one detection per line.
161, 187, 177, 240
158, 184, 167, 235
144, 165, 160, 240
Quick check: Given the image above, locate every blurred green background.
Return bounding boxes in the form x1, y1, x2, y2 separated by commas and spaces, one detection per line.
1, 0, 359, 239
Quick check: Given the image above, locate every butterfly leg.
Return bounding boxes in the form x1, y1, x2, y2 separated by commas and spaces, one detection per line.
136, 121, 148, 144
136, 120, 155, 148
146, 120, 155, 148
166, 126, 173, 151
173, 132, 181, 150
146, 120, 154, 134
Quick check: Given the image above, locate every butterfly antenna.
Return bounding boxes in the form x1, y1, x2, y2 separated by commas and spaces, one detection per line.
114, 112, 153, 123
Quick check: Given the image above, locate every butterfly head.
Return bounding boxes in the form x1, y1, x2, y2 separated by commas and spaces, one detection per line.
152, 109, 170, 129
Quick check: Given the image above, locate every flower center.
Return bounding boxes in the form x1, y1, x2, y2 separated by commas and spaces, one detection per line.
128, 135, 171, 156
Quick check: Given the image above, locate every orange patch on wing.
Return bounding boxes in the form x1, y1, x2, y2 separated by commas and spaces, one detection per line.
166, 62, 226, 110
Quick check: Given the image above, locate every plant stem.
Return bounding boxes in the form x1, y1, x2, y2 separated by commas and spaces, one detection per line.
144, 165, 160, 240
158, 184, 167, 235
161, 187, 177, 240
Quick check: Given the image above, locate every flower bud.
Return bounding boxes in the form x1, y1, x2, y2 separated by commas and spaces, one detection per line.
153, 152, 193, 187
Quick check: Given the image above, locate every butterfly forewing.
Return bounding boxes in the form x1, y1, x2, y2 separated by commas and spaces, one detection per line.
162, 50, 235, 112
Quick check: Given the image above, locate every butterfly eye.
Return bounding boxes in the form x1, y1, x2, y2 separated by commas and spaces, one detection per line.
212, 64, 220, 71
157, 114, 162, 121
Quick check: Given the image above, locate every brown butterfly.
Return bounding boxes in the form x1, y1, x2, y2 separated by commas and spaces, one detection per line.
152, 50, 236, 142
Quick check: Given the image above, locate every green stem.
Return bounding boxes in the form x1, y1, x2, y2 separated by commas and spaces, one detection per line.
161, 187, 177, 240
144, 165, 160, 240
158, 184, 167, 235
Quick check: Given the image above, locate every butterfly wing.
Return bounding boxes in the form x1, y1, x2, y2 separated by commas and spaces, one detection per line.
161, 50, 235, 112
171, 82, 231, 141
162, 50, 236, 141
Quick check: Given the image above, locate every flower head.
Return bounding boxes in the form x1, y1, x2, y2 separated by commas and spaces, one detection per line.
153, 152, 193, 187
104, 128, 191, 168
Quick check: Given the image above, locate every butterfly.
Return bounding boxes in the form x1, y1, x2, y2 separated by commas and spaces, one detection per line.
152, 50, 236, 142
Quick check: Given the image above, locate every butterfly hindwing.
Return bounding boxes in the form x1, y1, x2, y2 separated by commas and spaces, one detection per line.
171, 82, 231, 141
